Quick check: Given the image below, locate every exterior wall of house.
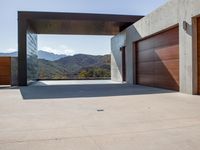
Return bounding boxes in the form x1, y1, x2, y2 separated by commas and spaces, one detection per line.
111, 31, 126, 82
18, 17, 38, 86
111, 0, 200, 94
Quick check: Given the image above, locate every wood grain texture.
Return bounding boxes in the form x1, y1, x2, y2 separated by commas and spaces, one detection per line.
0, 57, 11, 85
198, 18, 200, 94
136, 27, 179, 91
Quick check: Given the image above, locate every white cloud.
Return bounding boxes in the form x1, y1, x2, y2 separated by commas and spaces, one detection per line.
40, 45, 75, 56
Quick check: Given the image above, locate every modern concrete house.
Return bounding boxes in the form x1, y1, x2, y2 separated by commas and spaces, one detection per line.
17, 0, 200, 95
112, 0, 200, 95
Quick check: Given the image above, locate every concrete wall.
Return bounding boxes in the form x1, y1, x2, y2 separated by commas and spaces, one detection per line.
111, 0, 200, 94
111, 31, 126, 82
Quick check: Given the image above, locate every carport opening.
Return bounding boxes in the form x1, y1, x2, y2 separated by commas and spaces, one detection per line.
37, 34, 112, 81
18, 11, 143, 86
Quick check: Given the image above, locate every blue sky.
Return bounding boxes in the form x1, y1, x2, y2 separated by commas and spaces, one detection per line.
0, 0, 167, 55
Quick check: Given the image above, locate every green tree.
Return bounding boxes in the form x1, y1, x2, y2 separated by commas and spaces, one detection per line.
79, 70, 89, 78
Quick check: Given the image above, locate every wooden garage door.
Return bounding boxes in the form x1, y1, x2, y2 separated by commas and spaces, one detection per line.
0, 57, 11, 85
136, 27, 179, 91
198, 18, 200, 94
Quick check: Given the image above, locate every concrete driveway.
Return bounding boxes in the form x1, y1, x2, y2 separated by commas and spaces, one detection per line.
0, 81, 200, 150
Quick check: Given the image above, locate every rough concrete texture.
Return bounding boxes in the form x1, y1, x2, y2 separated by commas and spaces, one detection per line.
111, 32, 126, 82
111, 0, 200, 94
1, 82, 200, 149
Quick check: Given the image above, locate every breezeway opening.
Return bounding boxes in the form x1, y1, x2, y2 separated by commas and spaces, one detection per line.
37, 34, 112, 81
18, 11, 143, 86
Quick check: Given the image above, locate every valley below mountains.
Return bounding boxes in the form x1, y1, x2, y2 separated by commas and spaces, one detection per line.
38, 53, 111, 80
0, 50, 111, 80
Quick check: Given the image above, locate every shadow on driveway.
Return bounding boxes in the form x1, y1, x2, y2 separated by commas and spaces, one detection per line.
19, 83, 175, 100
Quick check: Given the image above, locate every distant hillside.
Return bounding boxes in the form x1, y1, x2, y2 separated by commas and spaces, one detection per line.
38, 50, 66, 61
55, 54, 111, 73
0, 51, 17, 57
0, 50, 111, 79
0, 50, 66, 61
38, 59, 68, 79
77, 65, 110, 79
38, 54, 111, 80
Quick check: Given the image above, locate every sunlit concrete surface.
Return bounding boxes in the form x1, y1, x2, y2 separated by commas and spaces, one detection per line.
32, 80, 120, 86
0, 83, 200, 150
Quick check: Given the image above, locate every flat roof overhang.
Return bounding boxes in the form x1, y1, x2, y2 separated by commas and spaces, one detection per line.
18, 11, 143, 35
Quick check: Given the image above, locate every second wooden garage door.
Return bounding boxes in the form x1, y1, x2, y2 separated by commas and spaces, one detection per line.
135, 27, 179, 91
0, 57, 11, 85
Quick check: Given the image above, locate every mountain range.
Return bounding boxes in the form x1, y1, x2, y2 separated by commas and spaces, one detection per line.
0, 50, 111, 79
37, 50, 66, 61
0, 50, 66, 61
39, 54, 110, 79
0, 51, 18, 57
56, 54, 110, 73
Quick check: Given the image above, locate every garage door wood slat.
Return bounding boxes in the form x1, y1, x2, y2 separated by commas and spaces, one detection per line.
155, 45, 179, 61
137, 49, 155, 63
137, 27, 179, 51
